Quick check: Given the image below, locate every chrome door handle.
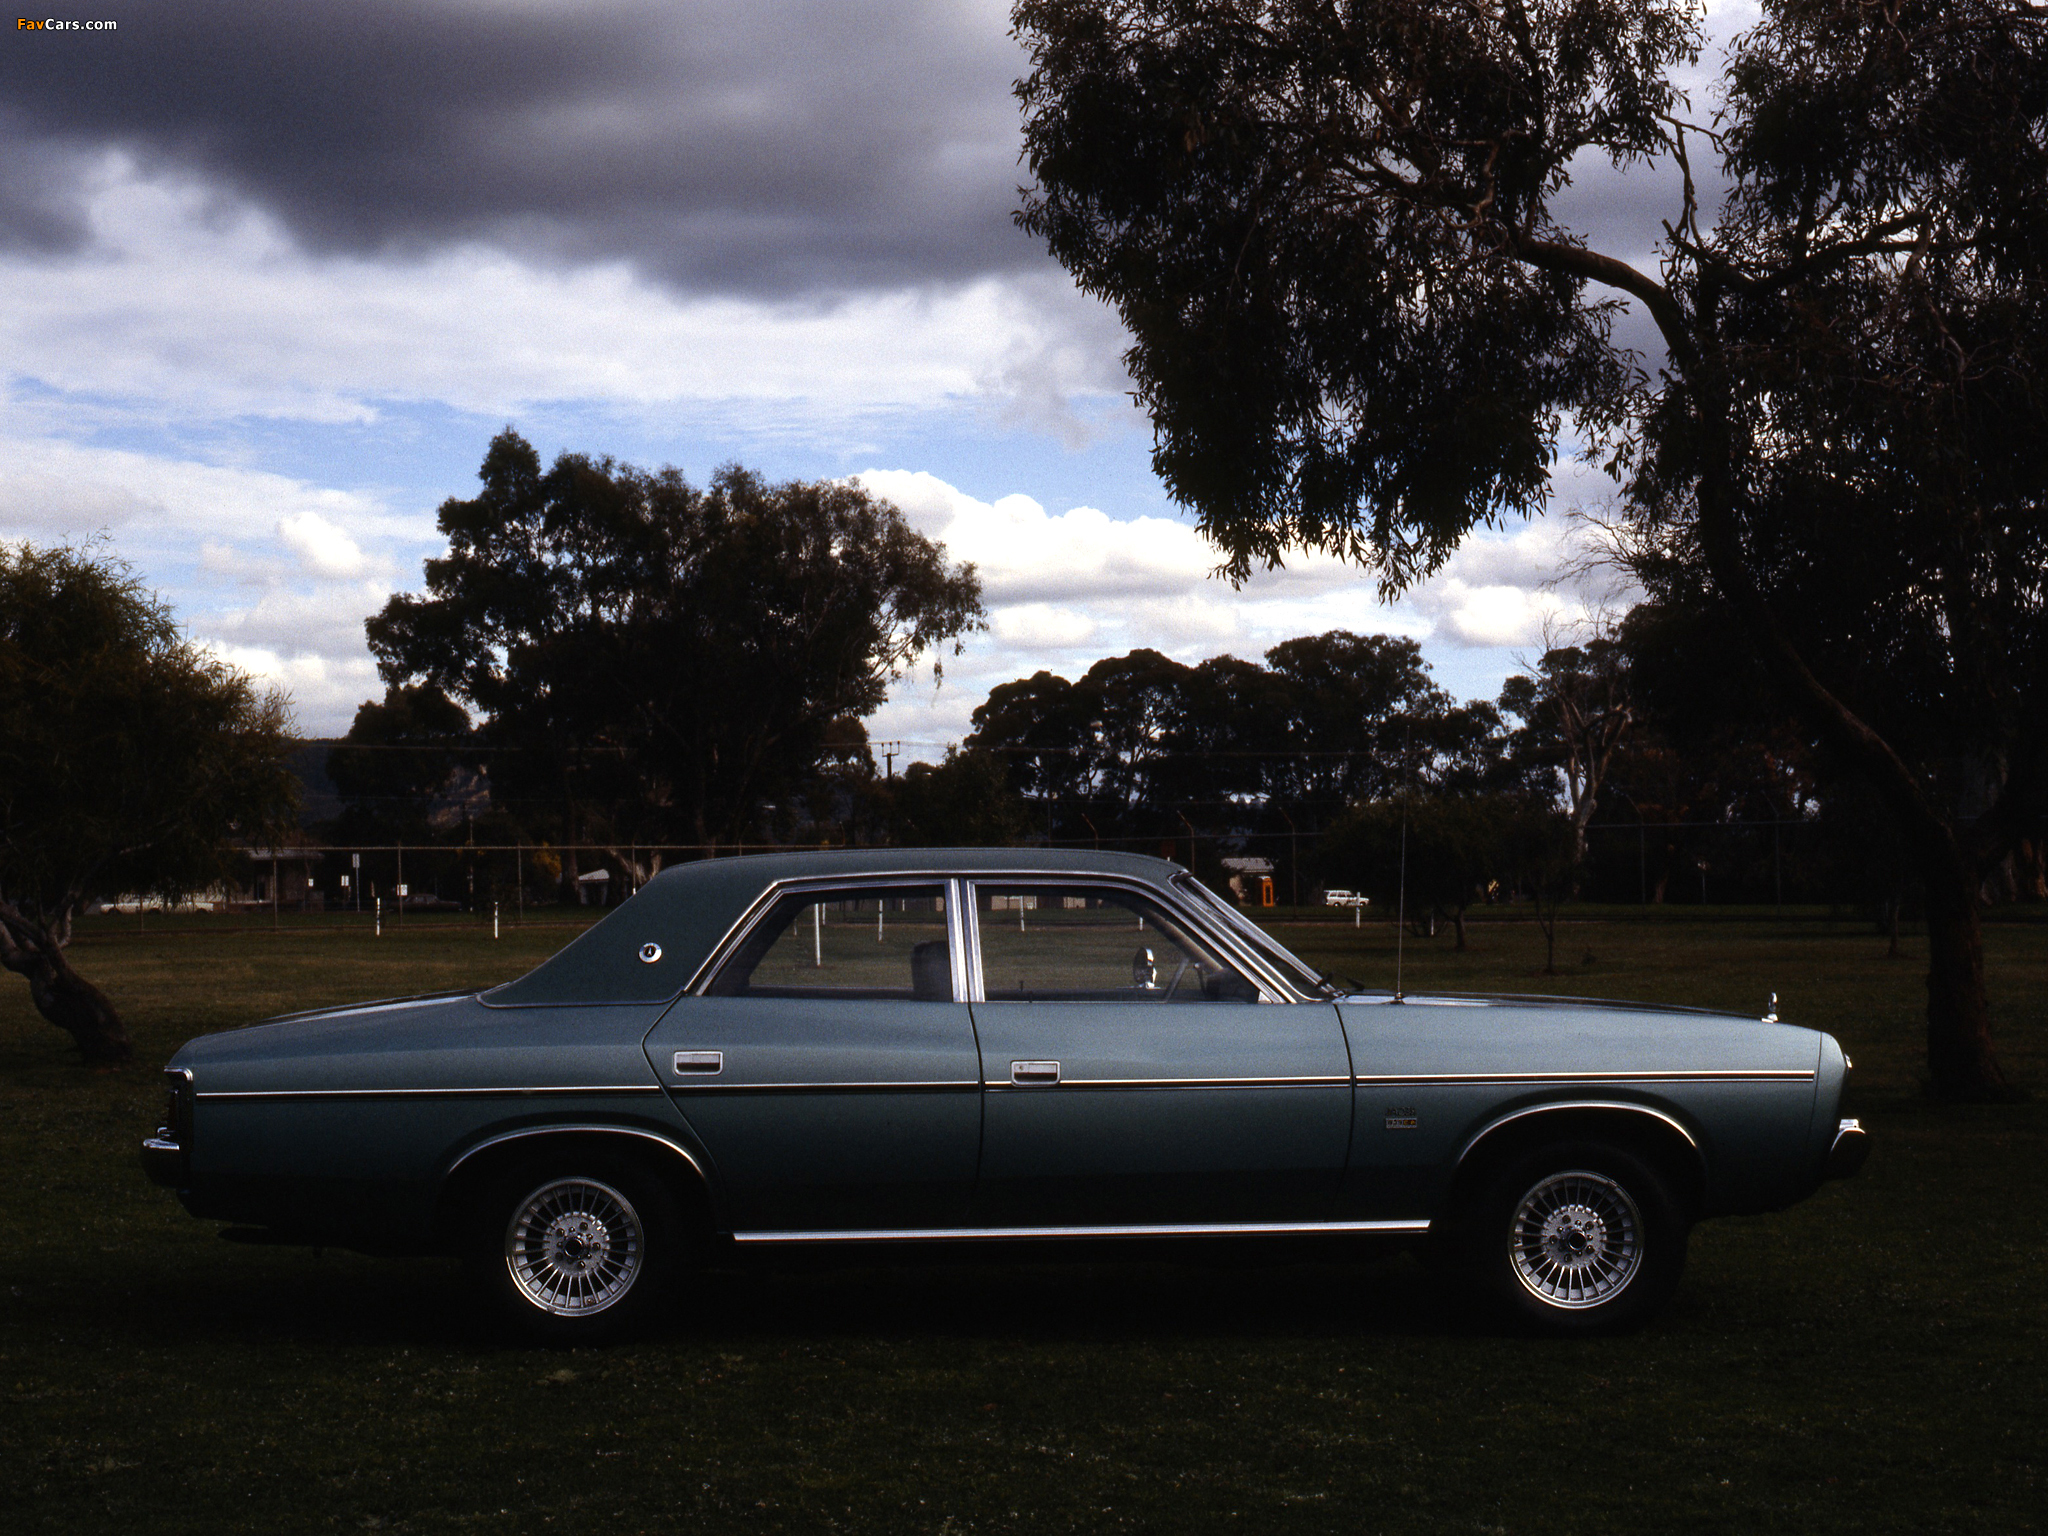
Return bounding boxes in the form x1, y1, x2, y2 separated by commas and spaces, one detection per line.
1011, 1059, 1061, 1084
672, 1051, 724, 1076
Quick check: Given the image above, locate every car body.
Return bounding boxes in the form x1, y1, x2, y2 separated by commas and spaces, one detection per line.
143, 848, 1866, 1337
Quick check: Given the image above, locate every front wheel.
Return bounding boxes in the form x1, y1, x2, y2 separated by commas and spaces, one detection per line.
1459, 1141, 1689, 1335
470, 1155, 679, 1343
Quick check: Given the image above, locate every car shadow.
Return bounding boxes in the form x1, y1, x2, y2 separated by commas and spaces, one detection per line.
32, 1235, 1480, 1352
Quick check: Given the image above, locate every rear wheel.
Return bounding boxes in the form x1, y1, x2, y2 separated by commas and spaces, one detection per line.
1459, 1140, 1688, 1335
470, 1154, 679, 1343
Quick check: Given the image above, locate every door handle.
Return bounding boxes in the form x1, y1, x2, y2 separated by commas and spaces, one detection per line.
1011, 1059, 1061, 1085
672, 1050, 724, 1076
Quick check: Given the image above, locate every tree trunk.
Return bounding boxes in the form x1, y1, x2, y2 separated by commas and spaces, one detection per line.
0, 910, 131, 1066
1452, 906, 1467, 952
1920, 862, 2016, 1101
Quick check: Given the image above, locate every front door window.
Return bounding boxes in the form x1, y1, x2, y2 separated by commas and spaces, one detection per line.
973, 884, 1257, 1003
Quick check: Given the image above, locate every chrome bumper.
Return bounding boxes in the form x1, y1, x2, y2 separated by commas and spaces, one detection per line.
141, 1134, 188, 1189
1824, 1118, 1869, 1179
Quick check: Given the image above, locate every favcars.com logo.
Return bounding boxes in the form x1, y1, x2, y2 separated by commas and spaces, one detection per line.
18, 17, 120, 27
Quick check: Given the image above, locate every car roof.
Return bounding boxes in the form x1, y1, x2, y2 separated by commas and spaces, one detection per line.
483, 847, 1186, 1007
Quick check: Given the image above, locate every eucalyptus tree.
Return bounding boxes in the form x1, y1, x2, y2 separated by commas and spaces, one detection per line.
368, 432, 984, 862
1014, 0, 2048, 1096
0, 545, 298, 1065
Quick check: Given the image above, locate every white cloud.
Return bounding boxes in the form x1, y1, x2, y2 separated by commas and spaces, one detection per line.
858, 467, 1633, 759
989, 603, 1098, 649
196, 640, 382, 737
0, 162, 1126, 436
277, 510, 373, 578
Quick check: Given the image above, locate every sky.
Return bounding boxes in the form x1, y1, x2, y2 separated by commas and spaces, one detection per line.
0, 1, 1752, 755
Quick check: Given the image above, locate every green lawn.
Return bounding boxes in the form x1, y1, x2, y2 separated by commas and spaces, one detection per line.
2, 909, 2043, 1533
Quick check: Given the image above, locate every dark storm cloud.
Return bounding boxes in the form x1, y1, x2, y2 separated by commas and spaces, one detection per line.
0, 0, 1031, 295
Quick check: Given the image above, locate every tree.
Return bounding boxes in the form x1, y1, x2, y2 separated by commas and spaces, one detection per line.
1322, 793, 1523, 952
1014, 0, 2048, 1097
367, 432, 985, 865
0, 544, 298, 1064
1500, 632, 1636, 863
889, 749, 1032, 847
326, 683, 476, 841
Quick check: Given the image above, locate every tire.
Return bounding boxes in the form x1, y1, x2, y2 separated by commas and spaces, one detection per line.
468, 1153, 680, 1344
1458, 1140, 1689, 1336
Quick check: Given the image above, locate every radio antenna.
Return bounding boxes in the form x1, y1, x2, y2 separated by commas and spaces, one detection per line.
1394, 805, 1408, 1003
1394, 716, 1411, 1003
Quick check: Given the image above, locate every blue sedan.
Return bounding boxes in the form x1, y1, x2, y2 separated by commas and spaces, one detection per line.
143, 849, 1865, 1339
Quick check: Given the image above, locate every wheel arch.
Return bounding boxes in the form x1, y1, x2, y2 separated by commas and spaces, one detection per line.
1444, 1101, 1708, 1222
431, 1123, 717, 1250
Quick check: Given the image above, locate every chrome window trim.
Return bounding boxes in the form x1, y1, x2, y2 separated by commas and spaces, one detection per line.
685, 872, 965, 999
442, 1122, 710, 1186
960, 872, 1303, 1004
1173, 872, 1331, 997
730, 1218, 1431, 1244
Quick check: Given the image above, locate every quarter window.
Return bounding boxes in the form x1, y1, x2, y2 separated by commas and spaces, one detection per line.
707, 885, 952, 1000
973, 884, 1259, 1003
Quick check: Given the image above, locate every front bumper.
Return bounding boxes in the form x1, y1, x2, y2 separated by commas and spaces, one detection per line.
1824, 1118, 1869, 1179
141, 1135, 188, 1189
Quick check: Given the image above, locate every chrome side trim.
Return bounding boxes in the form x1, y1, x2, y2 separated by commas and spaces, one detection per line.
1456, 1100, 1702, 1166
664, 1079, 978, 1095
983, 1074, 1350, 1090
731, 1218, 1432, 1244
443, 1123, 710, 1186
1358, 1070, 1813, 1085
195, 1085, 665, 1102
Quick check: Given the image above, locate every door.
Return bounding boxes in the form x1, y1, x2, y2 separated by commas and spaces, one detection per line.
966, 880, 1353, 1228
643, 881, 981, 1234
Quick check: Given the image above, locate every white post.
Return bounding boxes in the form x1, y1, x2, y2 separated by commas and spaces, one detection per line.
493, 901, 500, 940
375, 897, 381, 938
877, 902, 884, 943
812, 902, 822, 967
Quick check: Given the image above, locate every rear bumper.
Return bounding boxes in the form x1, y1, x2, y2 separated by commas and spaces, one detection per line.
1824, 1118, 1869, 1180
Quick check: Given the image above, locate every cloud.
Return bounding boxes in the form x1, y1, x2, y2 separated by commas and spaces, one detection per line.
0, 435, 410, 556
850, 465, 1635, 757
277, 510, 372, 578
0, 0, 1027, 299
0, 176, 1125, 429
198, 639, 382, 736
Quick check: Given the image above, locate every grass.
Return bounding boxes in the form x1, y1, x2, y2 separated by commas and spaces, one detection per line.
2, 907, 2043, 1533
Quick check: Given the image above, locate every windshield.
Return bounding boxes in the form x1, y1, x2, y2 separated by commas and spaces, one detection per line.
1172, 872, 1335, 998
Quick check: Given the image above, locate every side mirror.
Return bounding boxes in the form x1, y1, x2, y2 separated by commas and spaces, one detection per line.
1133, 946, 1158, 988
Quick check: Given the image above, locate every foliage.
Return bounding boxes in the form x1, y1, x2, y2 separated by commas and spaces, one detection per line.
1013, 0, 2048, 1096
1320, 794, 1525, 950
366, 431, 985, 859
325, 683, 477, 842
964, 632, 1509, 839
0, 543, 297, 1062
1499, 635, 1636, 860
887, 749, 1031, 847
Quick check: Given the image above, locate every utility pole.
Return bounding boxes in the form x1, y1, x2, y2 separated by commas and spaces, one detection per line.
876, 740, 903, 780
